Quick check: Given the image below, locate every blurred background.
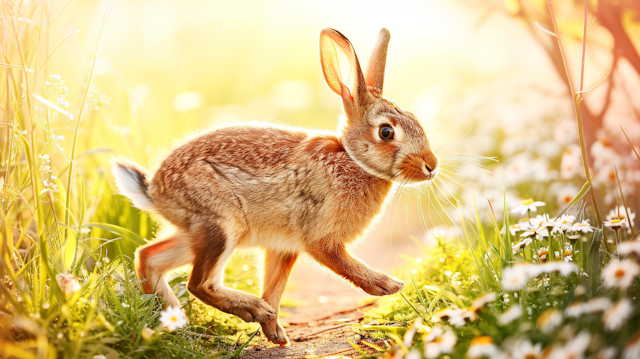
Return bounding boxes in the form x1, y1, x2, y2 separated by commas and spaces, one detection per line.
6, 0, 639, 309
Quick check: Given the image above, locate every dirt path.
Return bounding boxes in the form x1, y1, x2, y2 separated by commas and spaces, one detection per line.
241, 216, 419, 358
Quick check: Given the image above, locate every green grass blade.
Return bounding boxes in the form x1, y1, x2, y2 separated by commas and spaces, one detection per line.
98, 56, 146, 109
85, 222, 147, 246
557, 181, 591, 218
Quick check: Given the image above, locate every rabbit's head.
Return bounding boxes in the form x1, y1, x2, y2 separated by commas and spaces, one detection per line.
320, 28, 438, 185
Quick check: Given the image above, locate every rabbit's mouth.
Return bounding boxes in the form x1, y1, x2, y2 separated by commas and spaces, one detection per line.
396, 154, 439, 184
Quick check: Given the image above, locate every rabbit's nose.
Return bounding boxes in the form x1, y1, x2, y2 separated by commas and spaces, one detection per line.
423, 153, 439, 178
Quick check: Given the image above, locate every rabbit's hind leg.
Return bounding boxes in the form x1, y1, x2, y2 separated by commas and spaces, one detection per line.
260, 250, 298, 345
135, 230, 194, 309
187, 221, 277, 323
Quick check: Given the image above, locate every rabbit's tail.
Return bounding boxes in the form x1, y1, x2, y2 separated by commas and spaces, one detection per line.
112, 158, 154, 211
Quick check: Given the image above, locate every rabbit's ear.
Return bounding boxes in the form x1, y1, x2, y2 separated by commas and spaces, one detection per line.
320, 28, 367, 117
365, 28, 390, 94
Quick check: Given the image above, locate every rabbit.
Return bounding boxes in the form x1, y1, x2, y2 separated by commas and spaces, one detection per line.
112, 27, 438, 345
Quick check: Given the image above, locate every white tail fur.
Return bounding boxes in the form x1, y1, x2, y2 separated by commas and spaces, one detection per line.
112, 160, 154, 211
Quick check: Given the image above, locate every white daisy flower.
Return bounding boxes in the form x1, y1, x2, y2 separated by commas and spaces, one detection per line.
549, 332, 590, 359
497, 304, 522, 326
572, 220, 593, 233
604, 218, 627, 229
603, 298, 634, 331
512, 199, 546, 216
538, 247, 549, 263
551, 214, 576, 234
502, 266, 529, 291
432, 307, 467, 327
601, 259, 640, 289
623, 332, 640, 359
536, 309, 562, 333
607, 206, 635, 228
593, 347, 617, 359
542, 261, 578, 277
470, 292, 497, 313
467, 336, 500, 358
512, 237, 532, 251
618, 240, 640, 259
423, 325, 457, 359
511, 339, 542, 359
159, 305, 187, 332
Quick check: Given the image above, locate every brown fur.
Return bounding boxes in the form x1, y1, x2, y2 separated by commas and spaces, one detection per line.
115, 28, 439, 345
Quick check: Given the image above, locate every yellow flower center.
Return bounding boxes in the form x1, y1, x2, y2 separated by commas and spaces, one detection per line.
171, 316, 178, 322
614, 269, 626, 279
564, 251, 572, 256
611, 219, 622, 224
522, 198, 534, 205
524, 354, 539, 359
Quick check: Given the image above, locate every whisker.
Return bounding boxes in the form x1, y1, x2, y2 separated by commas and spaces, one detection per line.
438, 167, 477, 181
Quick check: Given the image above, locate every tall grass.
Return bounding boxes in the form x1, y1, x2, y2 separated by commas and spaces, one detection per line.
0, 1, 262, 358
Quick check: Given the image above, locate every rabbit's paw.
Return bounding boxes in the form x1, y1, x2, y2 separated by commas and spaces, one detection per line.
363, 273, 405, 297
230, 297, 277, 323
261, 318, 289, 345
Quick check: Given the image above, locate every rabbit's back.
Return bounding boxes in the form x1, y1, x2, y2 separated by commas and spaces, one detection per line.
148, 125, 392, 247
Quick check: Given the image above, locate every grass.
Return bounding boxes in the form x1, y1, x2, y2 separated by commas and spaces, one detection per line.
0, 1, 265, 357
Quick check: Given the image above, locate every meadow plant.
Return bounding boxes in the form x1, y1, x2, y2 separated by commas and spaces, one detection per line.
0, 1, 260, 357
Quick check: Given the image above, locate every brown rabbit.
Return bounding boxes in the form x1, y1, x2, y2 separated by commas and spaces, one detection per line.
112, 28, 438, 345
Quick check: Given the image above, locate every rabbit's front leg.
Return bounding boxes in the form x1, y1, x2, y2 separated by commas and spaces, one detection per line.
260, 250, 298, 345
307, 243, 404, 297
187, 222, 277, 323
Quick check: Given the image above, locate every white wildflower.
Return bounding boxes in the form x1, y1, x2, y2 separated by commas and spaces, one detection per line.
601, 259, 640, 289
572, 220, 593, 233
467, 336, 499, 358
604, 218, 627, 229
549, 332, 590, 359
502, 266, 528, 291
497, 304, 522, 326
512, 199, 545, 215
623, 332, 640, 359
537, 309, 562, 333
511, 339, 542, 359
618, 240, 640, 258
603, 298, 633, 331
607, 206, 635, 228
423, 325, 456, 358
159, 305, 187, 332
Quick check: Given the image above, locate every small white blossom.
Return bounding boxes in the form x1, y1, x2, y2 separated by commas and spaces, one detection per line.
497, 304, 522, 326
602, 259, 640, 289
512, 199, 546, 215
603, 298, 634, 331
159, 305, 187, 332
572, 220, 594, 233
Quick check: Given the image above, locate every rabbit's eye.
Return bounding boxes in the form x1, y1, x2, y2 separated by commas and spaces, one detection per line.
378, 125, 394, 140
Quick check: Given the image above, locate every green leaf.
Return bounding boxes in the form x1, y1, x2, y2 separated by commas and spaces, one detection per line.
557, 181, 591, 218
85, 222, 147, 246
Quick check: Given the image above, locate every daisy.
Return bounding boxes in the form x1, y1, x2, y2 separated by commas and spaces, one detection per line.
607, 206, 635, 228
423, 325, 457, 359
572, 220, 593, 233
511, 339, 542, 359
159, 305, 187, 332
549, 332, 590, 359
56, 273, 81, 296
551, 214, 576, 234
432, 307, 467, 327
623, 331, 640, 359
592, 347, 617, 359
603, 298, 634, 331
497, 304, 522, 326
604, 218, 627, 229
502, 266, 529, 291
467, 336, 499, 358
538, 247, 549, 263
542, 261, 577, 276
601, 259, 640, 289
536, 309, 562, 333
512, 199, 546, 216
403, 318, 422, 347
618, 240, 640, 260
512, 237, 532, 251
469, 292, 497, 314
